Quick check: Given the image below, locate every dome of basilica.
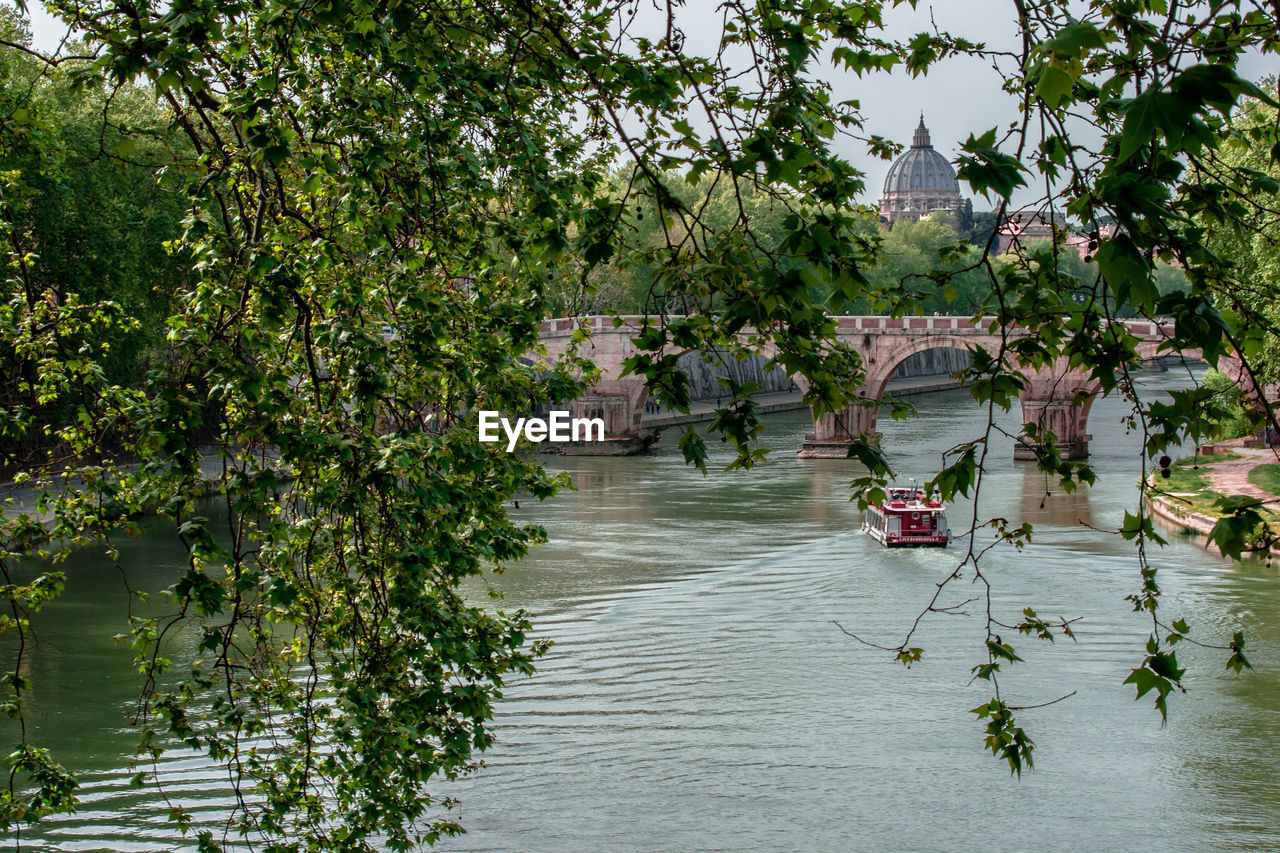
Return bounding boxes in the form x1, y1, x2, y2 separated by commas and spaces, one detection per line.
879, 116, 968, 226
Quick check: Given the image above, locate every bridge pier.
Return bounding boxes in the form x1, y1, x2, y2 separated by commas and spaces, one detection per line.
797, 402, 879, 459
1013, 364, 1095, 461
1014, 399, 1092, 460
537, 378, 662, 456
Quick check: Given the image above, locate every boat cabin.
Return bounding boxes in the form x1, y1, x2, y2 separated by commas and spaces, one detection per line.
863, 485, 950, 547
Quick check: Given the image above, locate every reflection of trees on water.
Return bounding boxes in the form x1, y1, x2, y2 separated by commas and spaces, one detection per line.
560, 457, 858, 531
5, 513, 200, 773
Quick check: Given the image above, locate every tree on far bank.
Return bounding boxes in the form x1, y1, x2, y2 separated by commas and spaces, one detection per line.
868, 215, 994, 315
1195, 78, 1280, 386
1201, 367, 1258, 439
0, 11, 192, 467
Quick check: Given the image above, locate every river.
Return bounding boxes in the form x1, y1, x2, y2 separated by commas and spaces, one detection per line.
11, 368, 1280, 851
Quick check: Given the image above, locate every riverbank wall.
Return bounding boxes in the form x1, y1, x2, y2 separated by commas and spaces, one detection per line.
1146, 491, 1222, 540
1146, 446, 1280, 558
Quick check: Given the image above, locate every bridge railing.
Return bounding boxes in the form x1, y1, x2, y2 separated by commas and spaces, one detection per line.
538, 315, 1175, 338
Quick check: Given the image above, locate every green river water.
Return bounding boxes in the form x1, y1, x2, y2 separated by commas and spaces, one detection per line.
9, 368, 1280, 852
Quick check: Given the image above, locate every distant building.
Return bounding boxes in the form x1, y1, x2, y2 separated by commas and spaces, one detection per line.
880, 116, 971, 229
1062, 225, 1116, 258
995, 211, 1116, 255
995, 211, 1065, 252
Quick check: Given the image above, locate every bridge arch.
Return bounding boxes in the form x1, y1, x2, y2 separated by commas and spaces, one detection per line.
863, 334, 988, 401
1132, 342, 1266, 403
1014, 344, 1261, 461
1134, 340, 1212, 366
796, 333, 1000, 457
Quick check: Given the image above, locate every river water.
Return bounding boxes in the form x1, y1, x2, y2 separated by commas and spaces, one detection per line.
12, 368, 1280, 851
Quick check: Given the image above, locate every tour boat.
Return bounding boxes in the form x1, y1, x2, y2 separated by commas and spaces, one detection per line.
862, 482, 951, 547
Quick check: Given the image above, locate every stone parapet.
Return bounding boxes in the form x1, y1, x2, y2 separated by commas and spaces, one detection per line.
532, 315, 1232, 460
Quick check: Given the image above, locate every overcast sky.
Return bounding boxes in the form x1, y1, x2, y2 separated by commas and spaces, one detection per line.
21, 1, 1277, 209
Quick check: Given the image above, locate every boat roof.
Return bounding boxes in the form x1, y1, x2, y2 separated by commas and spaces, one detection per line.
874, 487, 944, 511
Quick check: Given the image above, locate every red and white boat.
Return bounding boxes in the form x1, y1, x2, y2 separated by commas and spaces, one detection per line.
863, 483, 951, 547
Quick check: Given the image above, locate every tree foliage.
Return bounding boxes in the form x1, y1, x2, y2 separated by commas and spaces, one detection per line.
0, 14, 191, 468
1200, 367, 1258, 439
1196, 78, 1280, 385
545, 166, 804, 316
869, 215, 992, 314
547, 172, 1028, 318
0, 0, 1277, 847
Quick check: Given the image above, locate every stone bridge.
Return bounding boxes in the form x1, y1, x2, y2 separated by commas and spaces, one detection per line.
534, 315, 1257, 459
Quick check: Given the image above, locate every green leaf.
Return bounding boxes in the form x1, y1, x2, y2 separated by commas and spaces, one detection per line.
1094, 233, 1152, 307
1042, 21, 1108, 57
957, 129, 1029, 200
1036, 65, 1076, 109
677, 427, 708, 473
970, 699, 1036, 776
1226, 631, 1252, 673
1118, 91, 1158, 163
